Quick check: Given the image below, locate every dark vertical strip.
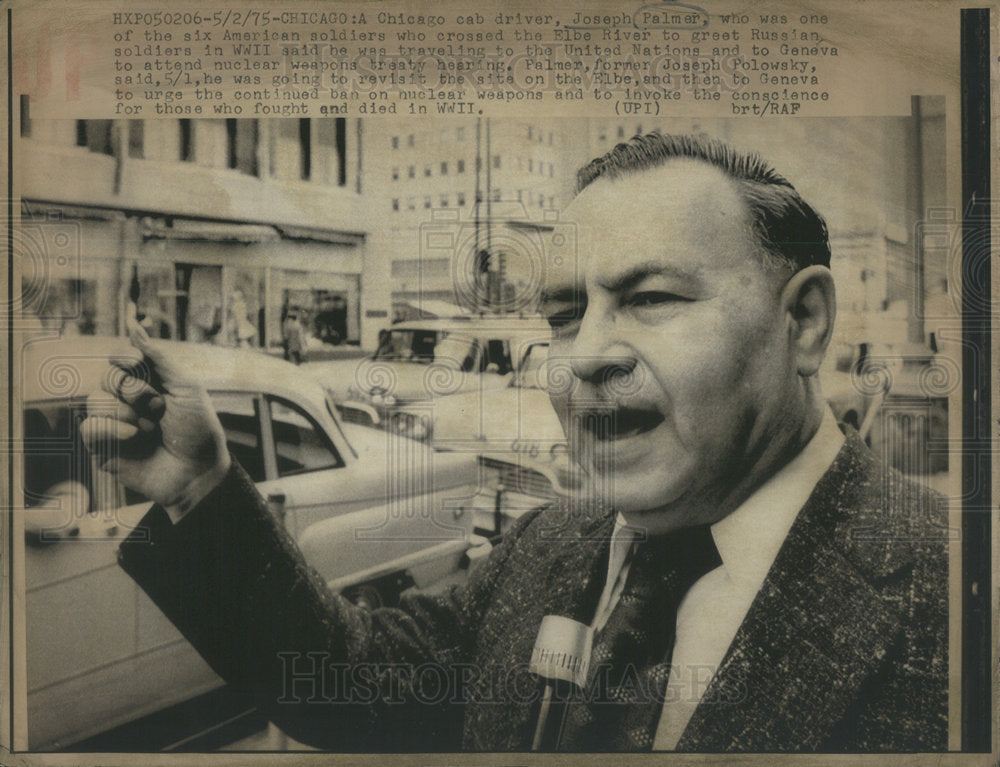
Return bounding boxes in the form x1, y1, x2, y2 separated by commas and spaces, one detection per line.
298, 118, 311, 181
960, 7, 991, 754
6, 6, 14, 751
335, 117, 346, 187
910, 95, 925, 341
354, 118, 362, 194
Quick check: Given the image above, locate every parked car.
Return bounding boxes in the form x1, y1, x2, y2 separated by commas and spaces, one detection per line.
21, 336, 489, 749
305, 316, 552, 422
385, 341, 578, 526
821, 340, 951, 475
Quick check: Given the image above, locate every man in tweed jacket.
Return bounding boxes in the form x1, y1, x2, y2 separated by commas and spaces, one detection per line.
87, 133, 949, 752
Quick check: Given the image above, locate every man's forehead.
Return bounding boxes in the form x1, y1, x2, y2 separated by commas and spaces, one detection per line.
544, 160, 753, 292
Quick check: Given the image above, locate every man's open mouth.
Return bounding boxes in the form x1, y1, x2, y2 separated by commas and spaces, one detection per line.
576, 407, 665, 441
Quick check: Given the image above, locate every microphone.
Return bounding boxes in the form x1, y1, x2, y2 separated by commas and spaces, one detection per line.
529, 615, 593, 751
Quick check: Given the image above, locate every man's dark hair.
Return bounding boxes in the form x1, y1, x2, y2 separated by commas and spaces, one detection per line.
576, 132, 831, 272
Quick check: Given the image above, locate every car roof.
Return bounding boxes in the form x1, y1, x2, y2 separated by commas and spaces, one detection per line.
21, 335, 329, 405
390, 315, 552, 338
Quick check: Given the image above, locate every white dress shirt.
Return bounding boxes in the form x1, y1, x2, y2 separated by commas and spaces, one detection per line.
587, 410, 845, 749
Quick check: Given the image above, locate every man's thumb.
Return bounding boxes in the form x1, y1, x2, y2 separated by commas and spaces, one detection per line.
126, 306, 176, 384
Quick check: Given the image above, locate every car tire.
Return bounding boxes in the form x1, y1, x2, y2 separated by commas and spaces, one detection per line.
343, 583, 386, 610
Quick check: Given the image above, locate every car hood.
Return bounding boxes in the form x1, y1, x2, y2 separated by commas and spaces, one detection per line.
310, 358, 509, 403
417, 386, 565, 447
303, 359, 366, 400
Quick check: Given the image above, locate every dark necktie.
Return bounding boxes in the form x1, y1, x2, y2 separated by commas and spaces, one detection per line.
557, 524, 722, 751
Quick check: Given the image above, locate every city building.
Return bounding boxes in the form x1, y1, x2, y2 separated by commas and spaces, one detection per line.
18, 115, 387, 352
363, 118, 583, 318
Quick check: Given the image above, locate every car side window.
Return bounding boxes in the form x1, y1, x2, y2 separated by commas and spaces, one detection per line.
484, 339, 512, 374
209, 391, 266, 483
24, 401, 135, 515
267, 396, 344, 477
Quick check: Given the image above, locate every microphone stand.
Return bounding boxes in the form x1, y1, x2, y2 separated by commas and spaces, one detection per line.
529, 615, 593, 751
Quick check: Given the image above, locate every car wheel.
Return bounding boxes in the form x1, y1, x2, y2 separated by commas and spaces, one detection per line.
343, 583, 385, 610
342, 572, 413, 610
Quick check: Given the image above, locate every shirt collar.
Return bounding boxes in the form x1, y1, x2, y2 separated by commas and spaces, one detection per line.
710, 408, 844, 594
604, 409, 845, 599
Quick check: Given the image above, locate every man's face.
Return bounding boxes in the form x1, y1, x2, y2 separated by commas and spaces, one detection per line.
543, 160, 803, 533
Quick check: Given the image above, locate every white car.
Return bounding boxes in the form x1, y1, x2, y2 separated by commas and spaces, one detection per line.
388, 342, 581, 535
306, 316, 552, 420
21, 336, 490, 749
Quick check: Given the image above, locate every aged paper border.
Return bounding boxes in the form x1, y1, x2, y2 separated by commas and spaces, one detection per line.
2, 0, 996, 765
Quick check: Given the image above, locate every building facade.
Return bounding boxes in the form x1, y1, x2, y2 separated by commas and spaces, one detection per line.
18, 116, 387, 353
363, 118, 583, 318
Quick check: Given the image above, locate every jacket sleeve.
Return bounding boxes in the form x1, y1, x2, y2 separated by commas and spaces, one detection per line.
117, 459, 528, 751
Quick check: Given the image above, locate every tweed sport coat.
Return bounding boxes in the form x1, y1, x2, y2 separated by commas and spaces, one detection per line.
118, 428, 949, 752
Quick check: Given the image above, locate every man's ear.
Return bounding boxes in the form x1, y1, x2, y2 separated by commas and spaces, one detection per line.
780, 265, 836, 377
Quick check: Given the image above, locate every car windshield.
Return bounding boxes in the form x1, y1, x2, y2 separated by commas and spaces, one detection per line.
511, 343, 549, 390
373, 329, 477, 369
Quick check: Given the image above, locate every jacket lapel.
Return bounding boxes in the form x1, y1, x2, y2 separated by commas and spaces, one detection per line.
463, 506, 615, 750
676, 433, 908, 752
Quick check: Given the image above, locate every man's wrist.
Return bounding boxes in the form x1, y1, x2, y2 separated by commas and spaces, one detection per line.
163, 453, 232, 524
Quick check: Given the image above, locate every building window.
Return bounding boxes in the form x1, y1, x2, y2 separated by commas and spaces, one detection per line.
179, 119, 193, 161
527, 126, 533, 140
76, 120, 113, 155
298, 118, 311, 180
392, 198, 399, 211
335, 118, 347, 186
440, 194, 449, 207
392, 136, 399, 149
127, 121, 144, 159
392, 167, 399, 180
407, 134, 414, 147
314, 118, 347, 186
457, 159, 465, 173
272, 119, 302, 179
441, 161, 448, 175
19, 95, 30, 137
457, 192, 466, 206
424, 165, 431, 177
407, 197, 415, 211
423, 195, 431, 209
226, 118, 259, 176
408, 165, 415, 179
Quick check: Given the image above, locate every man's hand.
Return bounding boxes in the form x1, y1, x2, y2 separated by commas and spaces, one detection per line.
80, 312, 230, 520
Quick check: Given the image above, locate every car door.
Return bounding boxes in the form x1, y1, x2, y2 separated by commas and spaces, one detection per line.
256, 393, 484, 587
24, 399, 223, 750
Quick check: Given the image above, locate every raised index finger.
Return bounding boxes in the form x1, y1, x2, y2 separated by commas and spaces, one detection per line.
124, 313, 186, 393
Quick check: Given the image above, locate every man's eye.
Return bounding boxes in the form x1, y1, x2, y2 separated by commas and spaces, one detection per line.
627, 291, 685, 307
544, 305, 585, 330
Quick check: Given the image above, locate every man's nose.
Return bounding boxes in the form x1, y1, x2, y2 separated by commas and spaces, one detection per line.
566, 311, 637, 389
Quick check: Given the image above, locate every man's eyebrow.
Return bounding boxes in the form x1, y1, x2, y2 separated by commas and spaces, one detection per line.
598, 261, 698, 293
539, 286, 584, 305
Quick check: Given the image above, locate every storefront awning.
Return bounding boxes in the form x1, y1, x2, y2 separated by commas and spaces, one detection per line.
275, 224, 365, 246
402, 299, 471, 318
141, 217, 281, 244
